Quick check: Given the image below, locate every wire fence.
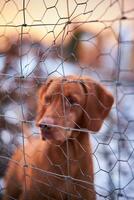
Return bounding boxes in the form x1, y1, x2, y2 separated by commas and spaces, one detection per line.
0, 0, 134, 199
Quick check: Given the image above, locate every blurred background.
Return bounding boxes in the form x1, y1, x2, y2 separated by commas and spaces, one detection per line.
0, 0, 134, 199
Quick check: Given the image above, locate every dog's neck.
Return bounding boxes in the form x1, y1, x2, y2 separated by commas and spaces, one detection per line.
44, 130, 91, 158
40, 130, 93, 181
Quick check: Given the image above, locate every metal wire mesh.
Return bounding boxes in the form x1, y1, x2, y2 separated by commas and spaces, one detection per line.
0, 0, 134, 199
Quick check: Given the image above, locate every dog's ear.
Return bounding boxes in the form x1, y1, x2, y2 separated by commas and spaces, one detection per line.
82, 78, 114, 132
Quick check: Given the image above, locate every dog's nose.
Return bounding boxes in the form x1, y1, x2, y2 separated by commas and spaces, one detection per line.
38, 117, 54, 130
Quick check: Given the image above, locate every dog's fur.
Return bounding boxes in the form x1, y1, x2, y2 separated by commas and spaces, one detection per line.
3, 76, 114, 200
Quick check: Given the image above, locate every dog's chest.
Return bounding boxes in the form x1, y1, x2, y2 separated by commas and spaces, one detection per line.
23, 142, 82, 199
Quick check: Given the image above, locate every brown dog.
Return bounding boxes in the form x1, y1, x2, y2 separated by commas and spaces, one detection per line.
3, 76, 114, 200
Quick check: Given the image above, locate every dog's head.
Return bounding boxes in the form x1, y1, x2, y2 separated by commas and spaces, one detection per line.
36, 76, 114, 143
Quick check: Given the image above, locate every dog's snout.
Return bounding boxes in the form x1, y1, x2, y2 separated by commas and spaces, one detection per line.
39, 124, 49, 129
38, 117, 54, 130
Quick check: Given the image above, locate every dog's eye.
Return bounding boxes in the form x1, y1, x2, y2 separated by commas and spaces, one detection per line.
66, 96, 77, 105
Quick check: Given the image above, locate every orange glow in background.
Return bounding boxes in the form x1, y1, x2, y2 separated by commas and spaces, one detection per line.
0, 0, 134, 47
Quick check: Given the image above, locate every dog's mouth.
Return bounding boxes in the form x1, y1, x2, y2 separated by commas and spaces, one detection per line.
40, 129, 55, 140
39, 124, 54, 140
41, 130, 52, 140
38, 123, 77, 142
